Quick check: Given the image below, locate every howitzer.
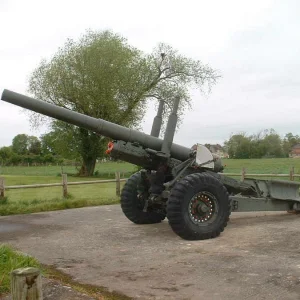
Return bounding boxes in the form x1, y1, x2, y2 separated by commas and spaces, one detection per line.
2, 89, 300, 240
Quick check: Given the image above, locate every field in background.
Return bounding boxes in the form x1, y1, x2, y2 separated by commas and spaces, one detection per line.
1, 158, 300, 215
222, 158, 300, 174
1, 158, 300, 177
0, 162, 136, 177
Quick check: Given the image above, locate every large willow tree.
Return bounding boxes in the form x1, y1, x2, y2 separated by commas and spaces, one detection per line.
28, 29, 219, 176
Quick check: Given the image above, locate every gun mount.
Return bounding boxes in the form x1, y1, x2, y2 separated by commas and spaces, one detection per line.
1, 89, 300, 241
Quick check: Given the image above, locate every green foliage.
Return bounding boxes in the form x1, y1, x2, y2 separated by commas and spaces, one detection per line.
28, 136, 41, 154
0, 133, 63, 166
0, 146, 13, 163
225, 129, 297, 159
0, 245, 41, 294
0, 196, 9, 205
27, 29, 219, 176
11, 134, 41, 156
12, 134, 28, 155
40, 131, 58, 155
225, 133, 251, 159
0, 151, 61, 166
282, 132, 300, 156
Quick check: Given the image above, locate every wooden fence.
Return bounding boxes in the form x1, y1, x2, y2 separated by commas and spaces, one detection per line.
223, 166, 299, 181
0, 168, 299, 199
0, 172, 127, 198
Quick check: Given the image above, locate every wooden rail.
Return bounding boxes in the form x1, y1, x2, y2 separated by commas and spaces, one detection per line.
222, 166, 296, 181
0, 168, 298, 199
0, 172, 126, 198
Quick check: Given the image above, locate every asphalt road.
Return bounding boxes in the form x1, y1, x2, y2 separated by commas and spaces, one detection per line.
1, 206, 300, 300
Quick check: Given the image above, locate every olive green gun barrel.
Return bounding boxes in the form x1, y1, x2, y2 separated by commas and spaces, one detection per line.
1, 89, 191, 161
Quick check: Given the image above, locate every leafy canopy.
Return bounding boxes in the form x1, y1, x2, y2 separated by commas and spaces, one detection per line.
28, 29, 219, 175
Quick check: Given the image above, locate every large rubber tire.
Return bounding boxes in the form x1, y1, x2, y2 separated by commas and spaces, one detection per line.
167, 173, 231, 240
121, 172, 166, 224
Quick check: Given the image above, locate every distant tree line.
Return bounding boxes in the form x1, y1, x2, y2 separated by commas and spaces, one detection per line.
1, 129, 299, 165
0, 133, 64, 166
224, 129, 300, 159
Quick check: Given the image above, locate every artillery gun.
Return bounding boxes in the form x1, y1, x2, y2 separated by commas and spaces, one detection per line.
1, 89, 300, 240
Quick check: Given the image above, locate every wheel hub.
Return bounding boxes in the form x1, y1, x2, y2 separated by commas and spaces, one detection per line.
189, 192, 217, 224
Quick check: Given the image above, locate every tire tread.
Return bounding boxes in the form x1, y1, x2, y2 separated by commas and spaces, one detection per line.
121, 173, 165, 224
167, 173, 231, 240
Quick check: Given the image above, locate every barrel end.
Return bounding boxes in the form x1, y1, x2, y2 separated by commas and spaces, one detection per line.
1, 89, 11, 101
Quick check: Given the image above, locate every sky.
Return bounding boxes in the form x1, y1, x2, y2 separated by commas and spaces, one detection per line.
0, 0, 299, 148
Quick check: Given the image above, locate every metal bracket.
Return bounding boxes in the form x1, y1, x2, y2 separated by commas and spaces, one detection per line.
293, 202, 300, 211
231, 199, 238, 211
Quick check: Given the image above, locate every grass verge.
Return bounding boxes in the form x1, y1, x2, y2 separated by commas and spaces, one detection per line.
0, 196, 120, 216
0, 244, 41, 295
0, 245, 131, 299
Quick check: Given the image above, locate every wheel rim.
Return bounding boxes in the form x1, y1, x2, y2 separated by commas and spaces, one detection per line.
137, 193, 146, 210
188, 191, 219, 225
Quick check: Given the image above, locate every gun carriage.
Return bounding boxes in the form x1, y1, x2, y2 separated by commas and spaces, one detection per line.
2, 90, 299, 240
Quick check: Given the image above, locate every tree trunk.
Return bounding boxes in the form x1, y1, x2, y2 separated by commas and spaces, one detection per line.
78, 156, 97, 176
76, 128, 106, 177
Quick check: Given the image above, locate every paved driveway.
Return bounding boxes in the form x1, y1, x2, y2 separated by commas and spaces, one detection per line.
1, 206, 300, 300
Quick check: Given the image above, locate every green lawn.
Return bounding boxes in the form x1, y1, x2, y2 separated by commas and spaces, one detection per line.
3, 176, 125, 202
223, 158, 300, 174
1, 159, 299, 177
0, 162, 136, 177
0, 175, 125, 216
0, 162, 134, 215
3, 174, 123, 185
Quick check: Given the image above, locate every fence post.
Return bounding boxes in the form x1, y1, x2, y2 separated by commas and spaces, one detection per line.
11, 267, 43, 300
241, 167, 246, 181
290, 166, 295, 181
115, 172, 121, 196
62, 174, 68, 198
0, 177, 4, 198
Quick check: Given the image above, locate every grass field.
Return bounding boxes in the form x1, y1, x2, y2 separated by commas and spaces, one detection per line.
222, 158, 300, 174
0, 162, 137, 177
1, 159, 299, 177
0, 175, 125, 215
0, 162, 134, 215
0, 159, 300, 216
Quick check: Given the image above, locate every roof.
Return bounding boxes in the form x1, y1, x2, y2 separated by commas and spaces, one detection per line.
292, 144, 300, 149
